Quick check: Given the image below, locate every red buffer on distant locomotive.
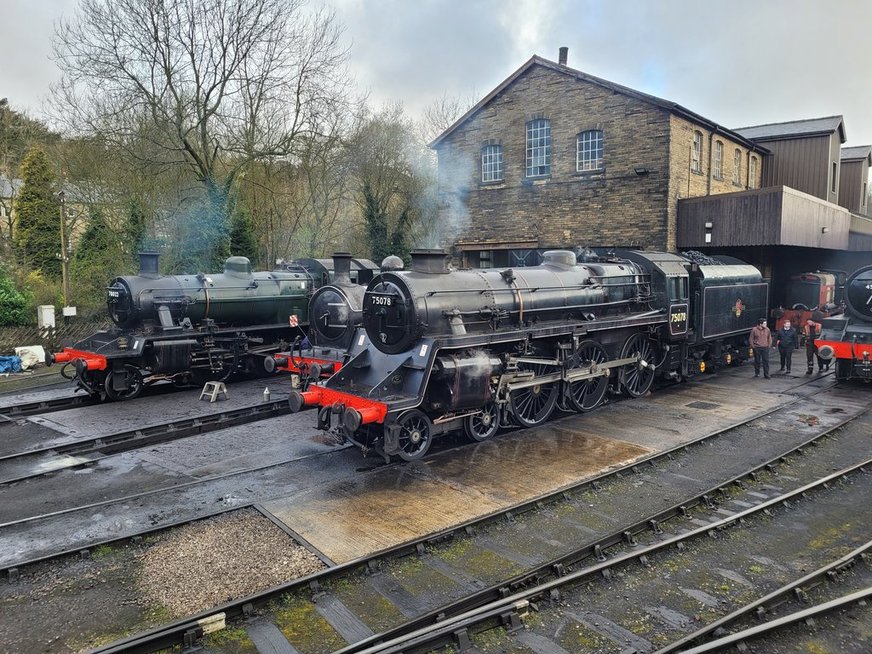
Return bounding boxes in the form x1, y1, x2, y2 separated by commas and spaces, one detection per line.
815, 265, 872, 382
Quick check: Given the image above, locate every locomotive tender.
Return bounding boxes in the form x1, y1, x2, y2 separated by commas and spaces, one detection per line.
816, 264, 872, 382
50, 252, 377, 400
288, 248, 768, 461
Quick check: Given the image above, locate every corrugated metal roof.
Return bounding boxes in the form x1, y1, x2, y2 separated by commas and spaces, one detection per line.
429, 55, 768, 153
734, 116, 845, 143
841, 145, 872, 163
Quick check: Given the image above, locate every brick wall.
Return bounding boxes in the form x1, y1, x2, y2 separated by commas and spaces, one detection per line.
435, 64, 766, 255
436, 65, 673, 251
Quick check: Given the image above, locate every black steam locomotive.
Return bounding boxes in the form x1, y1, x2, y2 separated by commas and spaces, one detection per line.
816, 264, 872, 382
288, 248, 768, 461
49, 252, 377, 400
265, 252, 375, 383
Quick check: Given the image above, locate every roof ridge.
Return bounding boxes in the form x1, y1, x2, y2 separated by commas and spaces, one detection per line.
734, 115, 843, 131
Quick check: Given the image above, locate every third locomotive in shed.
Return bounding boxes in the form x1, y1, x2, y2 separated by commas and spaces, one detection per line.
288, 248, 768, 461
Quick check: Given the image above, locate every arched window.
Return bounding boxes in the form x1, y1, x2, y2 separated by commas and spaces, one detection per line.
733, 149, 741, 185
481, 144, 503, 182
691, 131, 703, 173
713, 141, 723, 179
526, 118, 551, 177
576, 130, 604, 171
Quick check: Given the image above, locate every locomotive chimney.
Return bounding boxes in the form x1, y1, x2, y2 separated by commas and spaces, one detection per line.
410, 248, 450, 274
138, 251, 160, 279
332, 251, 353, 285
558, 46, 568, 66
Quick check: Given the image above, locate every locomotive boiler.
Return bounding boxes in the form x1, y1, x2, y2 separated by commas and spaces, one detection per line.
287, 247, 768, 462
815, 264, 872, 382
51, 252, 312, 400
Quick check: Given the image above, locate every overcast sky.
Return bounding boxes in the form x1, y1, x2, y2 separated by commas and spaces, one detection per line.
2, 0, 871, 145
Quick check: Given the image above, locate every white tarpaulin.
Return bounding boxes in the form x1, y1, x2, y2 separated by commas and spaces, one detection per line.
14, 345, 46, 370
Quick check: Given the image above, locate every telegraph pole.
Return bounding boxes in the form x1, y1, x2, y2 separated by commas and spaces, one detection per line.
58, 190, 71, 307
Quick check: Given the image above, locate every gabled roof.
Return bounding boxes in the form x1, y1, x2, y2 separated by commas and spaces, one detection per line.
841, 145, 872, 164
429, 55, 768, 153
734, 116, 846, 144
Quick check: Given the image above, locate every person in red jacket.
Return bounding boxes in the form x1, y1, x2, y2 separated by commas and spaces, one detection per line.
749, 317, 772, 379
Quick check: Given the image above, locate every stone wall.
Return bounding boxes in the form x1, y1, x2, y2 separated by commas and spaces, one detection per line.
436, 65, 673, 250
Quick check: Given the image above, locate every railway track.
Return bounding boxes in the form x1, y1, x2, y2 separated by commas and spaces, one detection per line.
0, 398, 291, 486
0, 392, 96, 421
88, 383, 869, 654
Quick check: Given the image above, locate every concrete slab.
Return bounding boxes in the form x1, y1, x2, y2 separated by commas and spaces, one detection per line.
262, 372, 831, 565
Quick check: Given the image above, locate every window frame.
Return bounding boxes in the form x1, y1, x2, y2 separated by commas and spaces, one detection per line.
526, 118, 552, 178
576, 129, 604, 172
749, 156, 758, 188
691, 131, 703, 174
831, 162, 837, 193
733, 149, 741, 185
713, 141, 723, 180
480, 143, 503, 183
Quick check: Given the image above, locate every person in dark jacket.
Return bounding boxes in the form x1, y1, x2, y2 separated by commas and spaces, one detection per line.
775, 319, 799, 373
749, 317, 772, 378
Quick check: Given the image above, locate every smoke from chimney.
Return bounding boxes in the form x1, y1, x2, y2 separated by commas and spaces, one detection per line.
559, 46, 568, 66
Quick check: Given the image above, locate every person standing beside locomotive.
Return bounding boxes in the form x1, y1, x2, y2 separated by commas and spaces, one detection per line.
802, 318, 826, 374
775, 319, 799, 373
750, 317, 772, 379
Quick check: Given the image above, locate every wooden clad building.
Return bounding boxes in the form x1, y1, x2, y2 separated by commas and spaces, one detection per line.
839, 145, 871, 215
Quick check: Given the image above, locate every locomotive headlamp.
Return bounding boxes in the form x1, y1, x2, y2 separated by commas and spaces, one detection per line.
699, 361, 706, 373
748, 348, 754, 358
725, 353, 732, 365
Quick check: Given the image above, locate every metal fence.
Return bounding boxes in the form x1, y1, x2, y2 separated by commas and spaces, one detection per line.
0, 321, 110, 355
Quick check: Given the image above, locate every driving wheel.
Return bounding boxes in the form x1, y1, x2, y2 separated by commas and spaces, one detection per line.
509, 361, 558, 427
567, 339, 609, 412
620, 332, 657, 397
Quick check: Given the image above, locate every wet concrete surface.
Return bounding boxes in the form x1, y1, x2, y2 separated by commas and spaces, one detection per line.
0, 362, 867, 573
262, 369, 863, 564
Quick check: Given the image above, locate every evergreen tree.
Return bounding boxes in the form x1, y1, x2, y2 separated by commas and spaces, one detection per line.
124, 198, 148, 258
228, 207, 259, 267
70, 207, 125, 313
14, 147, 60, 276
362, 180, 390, 263
0, 267, 31, 325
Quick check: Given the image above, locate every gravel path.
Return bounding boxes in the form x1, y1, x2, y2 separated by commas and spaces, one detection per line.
138, 508, 325, 615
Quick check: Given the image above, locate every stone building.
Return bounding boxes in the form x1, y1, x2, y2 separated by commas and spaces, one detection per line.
430, 51, 766, 268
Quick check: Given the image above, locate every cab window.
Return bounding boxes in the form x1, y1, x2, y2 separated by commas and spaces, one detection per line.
667, 276, 688, 301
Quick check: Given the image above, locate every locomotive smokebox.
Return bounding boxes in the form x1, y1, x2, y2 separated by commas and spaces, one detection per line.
411, 249, 450, 274
138, 252, 160, 279
332, 252, 353, 285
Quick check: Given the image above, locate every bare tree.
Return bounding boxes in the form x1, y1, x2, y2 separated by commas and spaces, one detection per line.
52, 0, 352, 264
